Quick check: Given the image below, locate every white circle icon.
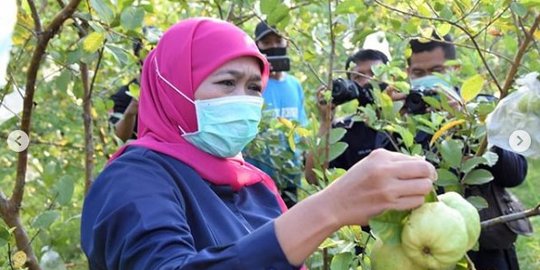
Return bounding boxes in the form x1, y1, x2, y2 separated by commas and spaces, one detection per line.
7, 130, 30, 152
508, 130, 531, 153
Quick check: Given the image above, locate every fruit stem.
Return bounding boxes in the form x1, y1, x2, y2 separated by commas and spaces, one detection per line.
465, 254, 477, 270
424, 187, 440, 203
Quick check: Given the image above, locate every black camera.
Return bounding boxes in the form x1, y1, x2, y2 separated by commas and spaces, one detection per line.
260, 47, 290, 72
403, 87, 438, 114
267, 56, 290, 72
331, 78, 386, 106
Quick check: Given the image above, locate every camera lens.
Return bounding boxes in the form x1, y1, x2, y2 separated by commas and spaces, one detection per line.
331, 78, 360, 106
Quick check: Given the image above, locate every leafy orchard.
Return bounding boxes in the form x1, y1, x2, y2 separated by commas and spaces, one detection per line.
0, 0, 539, 269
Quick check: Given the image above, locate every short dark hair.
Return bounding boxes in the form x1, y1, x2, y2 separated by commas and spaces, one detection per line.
345, 49, 389, 76
347, 49, 388, 68
408, 33, 456, 64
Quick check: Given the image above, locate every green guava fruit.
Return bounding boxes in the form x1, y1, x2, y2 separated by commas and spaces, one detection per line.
371, 239, 424, 270
517, 93, 540, 115
517, 97, 530, 113
530, 97, 540, 115
438, 192, 481, 250
401, 202, 468, 270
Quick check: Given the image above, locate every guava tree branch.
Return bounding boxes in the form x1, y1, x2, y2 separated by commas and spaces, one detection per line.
373, 0, 503, 93
481, 203, 540, 229
500, 14, 540, 99
472, 5, 510, 39
1, 0, 83, 269
475, 14, 540, 156
27, 0, 43, 33
80, 62, 94, 195
13, 0, 82, 220
319, 0, 337, 188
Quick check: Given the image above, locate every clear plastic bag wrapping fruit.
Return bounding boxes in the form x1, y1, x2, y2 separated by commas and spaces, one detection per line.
486, 72, 540, 158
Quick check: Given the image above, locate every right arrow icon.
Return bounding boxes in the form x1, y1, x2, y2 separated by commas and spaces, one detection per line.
509, 130, 531, 153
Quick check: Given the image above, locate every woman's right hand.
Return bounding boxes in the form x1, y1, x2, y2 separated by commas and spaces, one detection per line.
321, 149, 437, 227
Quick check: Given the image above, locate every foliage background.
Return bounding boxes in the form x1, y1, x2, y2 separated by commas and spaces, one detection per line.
0, 0, 539, 269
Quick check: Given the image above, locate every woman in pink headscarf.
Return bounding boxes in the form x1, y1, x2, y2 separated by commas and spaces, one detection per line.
81, 18, 437, 269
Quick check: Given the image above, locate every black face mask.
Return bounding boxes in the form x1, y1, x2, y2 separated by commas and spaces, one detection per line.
259, 47, 287, 57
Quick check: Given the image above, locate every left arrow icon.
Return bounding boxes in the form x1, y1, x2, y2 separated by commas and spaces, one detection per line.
7, 130, 29, 152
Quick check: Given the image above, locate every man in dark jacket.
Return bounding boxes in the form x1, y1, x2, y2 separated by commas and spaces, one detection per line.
308, 34, 528, 270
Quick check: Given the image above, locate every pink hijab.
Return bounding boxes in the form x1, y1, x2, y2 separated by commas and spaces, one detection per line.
110, 18, 287, 211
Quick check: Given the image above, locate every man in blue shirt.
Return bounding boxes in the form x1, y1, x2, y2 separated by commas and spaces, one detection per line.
244, 21, 307, 208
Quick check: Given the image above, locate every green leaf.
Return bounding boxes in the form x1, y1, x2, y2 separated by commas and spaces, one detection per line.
437, 23, 451, 36
319, 238, 340, 249
120, 6, 145, 30
394, 125, 414, 148
127, 83, 140, 100
330, 252, 353, 270
32, 210, 60, 229
394, 81, 410, 93
369, 210, 409, 245
461, 157, 488, 173
90, 0, 115, 24
482, 151, 499, 167
0, 226, 10, 247
260, 0, 279, 14
461, 74, 484, 103
329, 127, 346, 144
440, 6, 454, 20
106, 44, 129, 65
336, 0, 364, 14
511, 2, 528, 17
520, 0, 540, 8
424, 189, 438, 202
66, 48, 82, 64
287, 132, 296, 152
83, 32, 105, 53
268, 4, 289, 26
467, 196, 489, 210
55, 176, 74, 206
423, 95, 441, 110
436, 168, 459, 186
55, 70, 71, 91
328, 142, 348, 162
417, 3, 432, 17
380, 92, 394, 120
118, 0, 136, 11
440, 139, 463, 168
463, 169, 494, 185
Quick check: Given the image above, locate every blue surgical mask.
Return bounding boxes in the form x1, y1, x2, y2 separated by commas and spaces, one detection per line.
154, 58, 263, 158
410, 74, 453, 92
182, 96, 263, 158
410, 74, 461, 101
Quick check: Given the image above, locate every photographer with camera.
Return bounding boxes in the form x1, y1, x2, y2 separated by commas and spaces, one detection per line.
243, 21, 307, 208
308, 33, 528, 270
305, 49, 394, 184
407, 33, 529, 270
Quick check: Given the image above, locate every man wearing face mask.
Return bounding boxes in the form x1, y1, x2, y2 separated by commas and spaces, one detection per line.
243, 21, 307, 208
305, 49, 394, 184
307, 35, 529, 268
406, 34, 528, 270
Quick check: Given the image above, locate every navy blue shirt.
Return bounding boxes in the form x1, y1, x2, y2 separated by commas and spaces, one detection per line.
81, 147, 296, 270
